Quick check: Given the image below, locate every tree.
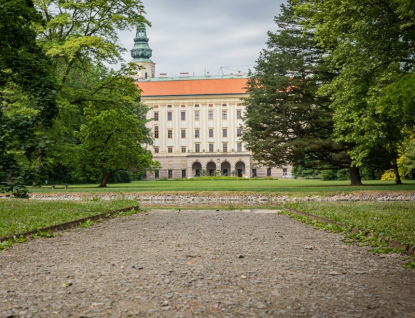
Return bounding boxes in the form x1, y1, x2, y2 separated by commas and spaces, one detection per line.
242, 2, 364, 185
293, 0, 415, 184
30, 0, 154, 184
70, 67, 158, 187
0, 0, 57, 197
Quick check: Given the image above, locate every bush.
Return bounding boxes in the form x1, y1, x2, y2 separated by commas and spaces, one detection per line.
320, 170, 337, 180
336, 169, 350, 180
108, 170, 134, 183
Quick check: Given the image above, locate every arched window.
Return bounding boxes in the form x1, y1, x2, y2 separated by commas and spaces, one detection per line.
154, 126, 159, 138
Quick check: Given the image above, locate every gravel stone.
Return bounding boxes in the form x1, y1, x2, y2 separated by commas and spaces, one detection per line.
0, 209, 414, 317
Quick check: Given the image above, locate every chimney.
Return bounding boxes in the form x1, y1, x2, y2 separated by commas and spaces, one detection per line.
159, 73, 167, 78
180, 72, 189, 77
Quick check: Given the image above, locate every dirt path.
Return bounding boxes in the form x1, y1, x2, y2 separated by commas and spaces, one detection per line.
1, 210, 414, 317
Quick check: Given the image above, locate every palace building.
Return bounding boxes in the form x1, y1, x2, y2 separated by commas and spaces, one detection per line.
131, 23, 291, 179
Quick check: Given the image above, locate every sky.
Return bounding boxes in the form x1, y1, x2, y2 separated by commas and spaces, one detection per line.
117, 0, 285, 77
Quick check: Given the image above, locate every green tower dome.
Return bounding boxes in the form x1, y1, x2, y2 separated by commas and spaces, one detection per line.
131, 23, 153, 63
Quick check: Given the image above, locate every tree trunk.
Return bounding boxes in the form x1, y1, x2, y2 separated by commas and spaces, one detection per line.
99, 167, 109, 187
392, 159, 402, 185
349, 166, 363, 186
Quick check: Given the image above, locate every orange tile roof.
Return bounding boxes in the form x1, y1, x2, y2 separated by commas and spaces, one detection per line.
137, 78, 248, 97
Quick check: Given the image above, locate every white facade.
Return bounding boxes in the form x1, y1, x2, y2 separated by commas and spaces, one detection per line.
139, 78, 292, 179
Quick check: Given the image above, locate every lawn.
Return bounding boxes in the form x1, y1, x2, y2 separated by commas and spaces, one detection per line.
27, 178, 415, 195
0, 199, 138, 238
284, 201, 415, 246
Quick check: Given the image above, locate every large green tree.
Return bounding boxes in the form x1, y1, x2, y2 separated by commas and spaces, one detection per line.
0, 0, 57, 196
242, 2, 365, 185
293, 0, 415, 184
30, 0, 155, 184
68, 66, 158, 187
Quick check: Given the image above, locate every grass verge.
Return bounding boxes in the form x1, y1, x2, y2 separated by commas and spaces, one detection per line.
24, 179, 415, 195
0, 199, 138, 238
282, 201, 415, 269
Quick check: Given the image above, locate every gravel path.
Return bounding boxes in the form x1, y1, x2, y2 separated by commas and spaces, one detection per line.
1, 209, 414, 318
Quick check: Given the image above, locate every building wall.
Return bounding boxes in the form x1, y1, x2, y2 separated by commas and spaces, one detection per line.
141, 90, 292, 179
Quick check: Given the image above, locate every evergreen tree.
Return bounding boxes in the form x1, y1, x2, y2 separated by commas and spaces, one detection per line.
242, 2, 364, 185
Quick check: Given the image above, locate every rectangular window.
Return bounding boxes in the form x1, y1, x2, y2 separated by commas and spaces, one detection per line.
208, 111, 214, 120
167, 112, 172, 121
237, 128, 242, 137
154, 126, 159, 139
195, 144, 200, 153
168, 130, 172, 138
154, 147, 159, 153
182, 169, 186, 178
195, 111, 200, 120
154, 112, 159, 121
222, 110, 227, 120
237, 143, 242, 152
222, 103, 227, 107
181, 130, 186, 138
195, 129, 200, 138
181, 111, 186, 120
223, 143, 228, 153
267, 168, 272, 176
209, 129, 214, 138
181, 147, 186, 153
209, 144, 214, 153
168, 170, 173, 179
236, 110, 242, 119
168, 147, 173, 153
222, 129, 227, 138
283, 168, 288, 176
155, 170, 159, 179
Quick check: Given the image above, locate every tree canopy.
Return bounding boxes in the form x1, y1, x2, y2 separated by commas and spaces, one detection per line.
293, 0, 415, 183
1, 0, 157, 194
243, 0, 415, 185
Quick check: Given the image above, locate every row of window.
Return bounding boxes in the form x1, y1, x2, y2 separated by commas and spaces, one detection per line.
154, 170, 187, 179
154, 110, 242, 121
154, 127, 242, 139
153, 167, 278, 179
154, 143, 243, 154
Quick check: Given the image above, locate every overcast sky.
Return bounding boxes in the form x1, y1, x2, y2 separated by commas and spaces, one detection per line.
117, 0, 285, 77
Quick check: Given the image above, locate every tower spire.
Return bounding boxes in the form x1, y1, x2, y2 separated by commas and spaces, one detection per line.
131, 23, 153, 62
130, 22, 155, 79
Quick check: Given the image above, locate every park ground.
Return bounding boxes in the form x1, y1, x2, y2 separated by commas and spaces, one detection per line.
1, 209, 414, 317
1, 179, 415, 316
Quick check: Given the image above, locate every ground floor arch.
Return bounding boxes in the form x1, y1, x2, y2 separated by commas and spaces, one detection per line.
235, 161, 246, 177
192, 162, 202, 177
206, 162, 217, 176
221, 161, 231, 176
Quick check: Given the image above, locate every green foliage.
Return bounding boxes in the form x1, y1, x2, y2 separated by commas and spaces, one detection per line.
293, 0, 415, 184
79, 219, 94, 228
403, 259, 415, 270
72, 73, 156, 187
0, 0, 58, 195
108, 170, 134, 184
292, 166, 318, 179
242, 1, 362, 185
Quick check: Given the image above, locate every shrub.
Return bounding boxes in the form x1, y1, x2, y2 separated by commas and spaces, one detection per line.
108, 170, 134, 183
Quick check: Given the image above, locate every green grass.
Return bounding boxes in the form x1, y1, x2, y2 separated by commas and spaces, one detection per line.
0, 199, 138, 238
284, 201, 415, 246
27, 179, 415, 195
